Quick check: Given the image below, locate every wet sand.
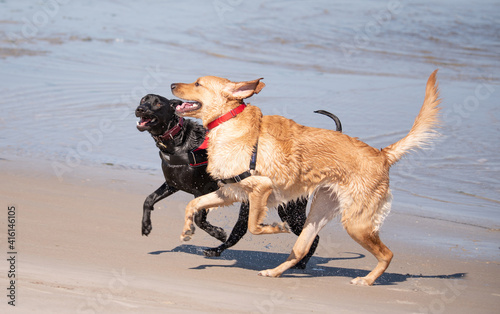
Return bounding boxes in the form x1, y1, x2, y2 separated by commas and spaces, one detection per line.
1, 157, 498, 313
1, 1, 499, 312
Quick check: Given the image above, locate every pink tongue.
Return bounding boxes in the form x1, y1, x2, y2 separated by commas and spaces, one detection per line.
140, 118, 151, 126
177, 102, 194, 111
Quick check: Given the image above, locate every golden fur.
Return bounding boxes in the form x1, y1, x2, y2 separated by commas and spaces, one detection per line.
171, 71, 441, 285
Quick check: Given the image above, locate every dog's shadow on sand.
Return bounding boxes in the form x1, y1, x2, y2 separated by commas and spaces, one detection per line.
149, 244, 466, 285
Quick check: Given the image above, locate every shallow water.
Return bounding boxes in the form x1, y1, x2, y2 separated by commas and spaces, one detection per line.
1, 0, 499, 228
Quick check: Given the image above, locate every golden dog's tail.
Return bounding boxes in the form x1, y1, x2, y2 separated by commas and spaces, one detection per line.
382, 70, 441, 166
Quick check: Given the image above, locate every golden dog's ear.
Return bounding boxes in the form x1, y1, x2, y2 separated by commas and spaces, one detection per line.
223, 78, 265, 99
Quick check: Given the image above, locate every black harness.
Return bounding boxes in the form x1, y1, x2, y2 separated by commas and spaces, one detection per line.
219, 141, 258, 184
159, 148, 208, 167
153, 119, 209, 168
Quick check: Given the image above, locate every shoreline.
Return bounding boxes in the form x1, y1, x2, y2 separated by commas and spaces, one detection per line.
1, 156, 499, 313
1, 0, 499, 312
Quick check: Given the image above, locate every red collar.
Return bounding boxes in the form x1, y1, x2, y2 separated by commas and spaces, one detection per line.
157, 118, 184, 141
207, 103, 246, 130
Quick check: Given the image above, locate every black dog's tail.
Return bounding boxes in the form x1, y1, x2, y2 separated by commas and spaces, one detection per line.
314, 110, 342, 132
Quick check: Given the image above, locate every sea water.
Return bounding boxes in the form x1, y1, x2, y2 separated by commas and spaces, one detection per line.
0, 0, 499, 228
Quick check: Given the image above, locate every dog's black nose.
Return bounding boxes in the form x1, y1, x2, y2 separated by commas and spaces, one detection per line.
135, 106, 145, 117
171, 83, 177, 91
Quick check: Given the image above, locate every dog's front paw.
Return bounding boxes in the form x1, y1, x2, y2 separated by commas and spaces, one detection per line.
203, 247, 222, 257
271, 222, 290, 233
350, 277, 372, 286
180, 224, 195, 242
142, 219, 152, 236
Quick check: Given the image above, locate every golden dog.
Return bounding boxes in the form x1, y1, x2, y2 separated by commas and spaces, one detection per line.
171, 70, 441, 285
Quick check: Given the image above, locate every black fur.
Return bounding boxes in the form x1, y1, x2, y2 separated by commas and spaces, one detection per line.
136, 94, 342, 268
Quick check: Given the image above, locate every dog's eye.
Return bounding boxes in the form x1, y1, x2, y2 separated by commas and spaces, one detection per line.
195, 82, 201, 87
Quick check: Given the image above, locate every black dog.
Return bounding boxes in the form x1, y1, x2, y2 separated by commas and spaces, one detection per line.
136, 94, 342, 268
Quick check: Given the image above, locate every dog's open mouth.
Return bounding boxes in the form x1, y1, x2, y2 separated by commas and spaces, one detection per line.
175, 101, 201, 114
136, 115, 158, 131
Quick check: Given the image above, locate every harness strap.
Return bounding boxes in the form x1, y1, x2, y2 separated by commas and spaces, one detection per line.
207, 103, 246, 130
153, 118, 209, 167
220, 141, 258, 184
159, 136, 209, 167
161, 149, 208, 167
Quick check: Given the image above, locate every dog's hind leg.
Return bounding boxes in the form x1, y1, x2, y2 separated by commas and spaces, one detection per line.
142, 183, 178, 236
246, 176, 290, 235
181, 190, 235, 241
203, 202, 249, 257
259, 187, 340, 277
193, 208, 227, 243
344, 216, 393, 286
278, 197, 320, 269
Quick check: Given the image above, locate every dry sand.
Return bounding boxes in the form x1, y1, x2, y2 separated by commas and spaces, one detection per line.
1, 157, 499, 313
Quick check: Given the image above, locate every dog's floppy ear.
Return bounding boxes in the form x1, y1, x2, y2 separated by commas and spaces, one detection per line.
223, 78, 265, 100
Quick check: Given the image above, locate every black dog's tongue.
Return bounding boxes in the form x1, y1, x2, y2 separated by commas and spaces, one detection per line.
136, 117, 152, 131
138, 117, 152, 127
